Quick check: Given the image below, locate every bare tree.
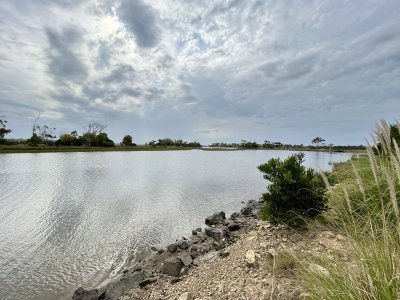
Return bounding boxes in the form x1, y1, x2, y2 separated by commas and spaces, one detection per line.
31, 111, 41, 135
83, 122, 107, 147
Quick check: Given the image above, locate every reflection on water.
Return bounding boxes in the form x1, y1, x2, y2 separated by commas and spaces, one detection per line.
0, 150, 352, 300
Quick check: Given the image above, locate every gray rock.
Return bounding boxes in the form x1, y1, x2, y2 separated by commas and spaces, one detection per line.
167, 243, 178, 253
179, 253, 193, 267
220, 250, 230, 258
163, 257, 182, 276
170, 277, 181, 284
205, 227, 223, 240
196, 232, 207, 242
178, 239, 191, 250
227, 221, 240, 231
205, 211, 226, 225
139, 278, 157, 288
231, 212, 240, 219
191, 228, 202, 235
241, 200, 260, 216
72, 288, 101, 300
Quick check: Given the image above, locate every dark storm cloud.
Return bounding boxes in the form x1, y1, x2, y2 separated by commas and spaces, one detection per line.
45, 27, 88, 83
117, 0, 160, 48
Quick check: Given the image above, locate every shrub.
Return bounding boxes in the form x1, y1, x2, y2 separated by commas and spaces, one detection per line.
257, 153, 327, 224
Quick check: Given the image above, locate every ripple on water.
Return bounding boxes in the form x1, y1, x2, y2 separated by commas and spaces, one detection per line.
0, 150, 352, 300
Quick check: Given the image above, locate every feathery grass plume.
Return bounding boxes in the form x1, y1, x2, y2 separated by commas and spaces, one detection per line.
301, 120, 400, 300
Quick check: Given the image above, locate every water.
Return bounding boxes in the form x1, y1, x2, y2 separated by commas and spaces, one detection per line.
0, 150, 352, 300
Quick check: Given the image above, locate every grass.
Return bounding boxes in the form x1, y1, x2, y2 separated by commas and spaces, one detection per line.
301, 121, 400, 300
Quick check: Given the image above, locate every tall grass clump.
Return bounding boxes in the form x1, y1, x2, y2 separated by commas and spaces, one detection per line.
303, 121, 400, 300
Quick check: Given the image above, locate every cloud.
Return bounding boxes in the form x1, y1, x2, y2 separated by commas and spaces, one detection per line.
45, 26, 88, 83
1, 0, 400, 144
117, 0, 160, 48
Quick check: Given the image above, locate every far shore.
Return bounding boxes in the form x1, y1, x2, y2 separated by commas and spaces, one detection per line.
0, 144, 366, 154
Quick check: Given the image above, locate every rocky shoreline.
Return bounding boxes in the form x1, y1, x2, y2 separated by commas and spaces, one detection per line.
72, 199, 264, 300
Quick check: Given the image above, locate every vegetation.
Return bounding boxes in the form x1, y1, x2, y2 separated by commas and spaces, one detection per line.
311, 136, 325, 147
302, 120, 400, 299
147, 138, 201, 148
121, 135, 135, 146
257, 153, 327, 224
0, 116, 12, 144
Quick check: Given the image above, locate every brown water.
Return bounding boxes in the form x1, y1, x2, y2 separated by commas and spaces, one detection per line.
0, 150, 352, 300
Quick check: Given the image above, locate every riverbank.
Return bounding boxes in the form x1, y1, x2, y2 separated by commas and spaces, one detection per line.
0, 144, 365, 154
72, 198, 349, 300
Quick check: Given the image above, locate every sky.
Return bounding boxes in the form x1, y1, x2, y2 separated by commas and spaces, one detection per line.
0, 0, 399, 145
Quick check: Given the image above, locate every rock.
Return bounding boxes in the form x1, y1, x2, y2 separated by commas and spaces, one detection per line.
241, 200, 260, 216
231, 212, 240, 219
139, 278, 157, 288
290, 233, 303, 243
179, 253, 193, 267
245, 250, 257, 268
190, 235, 202, 244
196, 232, 207, 242
170, 277, 181, 284
336, 234, 346, 241
178, 239, 191, 250
167, 243, 178, 253
192, 228, 202, 235
205, 211, 226, 225
212, 241, 224, 251
178, 292, 193, 300
227, 220, 240, 231
72, 288, 102, 300
163, 257, 182, 276
157, 248, 165, 254
219, 250, 230, 258
205, 227, 223, 240
193, 250, 218, 266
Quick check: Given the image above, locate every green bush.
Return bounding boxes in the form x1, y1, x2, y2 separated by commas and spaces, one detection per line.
257, 153, 327, 224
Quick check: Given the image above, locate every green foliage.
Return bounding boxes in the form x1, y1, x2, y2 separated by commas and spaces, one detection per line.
149, 138, 201, 147
28, 133, 43, 146
122, 135, 133, 146
257, 153, 327, 224
0, 117, 12, 141
302, 121, 400, 300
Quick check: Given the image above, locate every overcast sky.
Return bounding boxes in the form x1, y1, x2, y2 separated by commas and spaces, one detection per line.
0, 0, 399, 145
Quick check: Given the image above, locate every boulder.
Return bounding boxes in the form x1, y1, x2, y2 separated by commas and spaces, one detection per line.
205, 227, 223, 241
231, 212, 240, 219
163, 257, 182, 276
167, 243, 178, 253
205, 211, 226, 225
225, 220, 240, 231
179, 253, 193, 267
241, 200, 260, 216
72, 288, 101, 300
178, 239, 191, 250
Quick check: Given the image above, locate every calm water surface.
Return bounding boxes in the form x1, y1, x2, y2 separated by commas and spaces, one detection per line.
0, 150, 352, 300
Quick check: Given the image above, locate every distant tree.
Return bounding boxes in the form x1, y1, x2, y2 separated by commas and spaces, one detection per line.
312, 137, 325, 147
82, 122, 107, 147
122, 135, 133, 146
31, 111, 41, 136
0, 116, 12, 143
39, 125, 57, 145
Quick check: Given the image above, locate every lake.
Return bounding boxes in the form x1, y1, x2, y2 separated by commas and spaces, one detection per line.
0, 150, 352, 300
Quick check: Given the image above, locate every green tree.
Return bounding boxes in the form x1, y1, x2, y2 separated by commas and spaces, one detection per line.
257, 153, 327, 224
122, 135, 133, 146
0, 117, 12, 143
312, 136, 325, 147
